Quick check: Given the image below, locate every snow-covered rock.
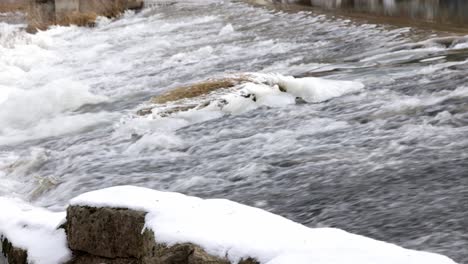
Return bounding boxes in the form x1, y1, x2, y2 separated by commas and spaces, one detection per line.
0, 197, 71, 264
70, 186, 457, 264
0, 186, 459, 264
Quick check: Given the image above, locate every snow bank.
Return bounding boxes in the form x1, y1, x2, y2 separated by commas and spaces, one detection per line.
70, 186, 457, 264
0, 197, 71, 264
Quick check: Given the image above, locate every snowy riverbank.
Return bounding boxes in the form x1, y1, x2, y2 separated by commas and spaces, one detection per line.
0, 186, 458, 264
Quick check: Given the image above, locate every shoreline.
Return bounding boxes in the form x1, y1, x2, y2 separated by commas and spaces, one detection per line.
4, 0, 468, 34
0, 186, 459, 264
242, 0, 468, 34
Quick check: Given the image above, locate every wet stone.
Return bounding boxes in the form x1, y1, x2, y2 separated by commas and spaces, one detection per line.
0, 235, 28, 264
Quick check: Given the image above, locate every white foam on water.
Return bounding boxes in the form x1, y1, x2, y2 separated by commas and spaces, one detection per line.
0, 79, 111, 145
0, 152, 22, 196
0, 22, 29, 48
452, 42, 468, 50
377, 85, 468, 115
219, 23, 235, 36
267, 74, 365, 103
0, 22, 115, 191
359, 46, 444, 64
420, 55, 446, 62
0, 148, 56, 199
0, 112, 117, 145
0, 22, 114, 145
0, 80, 106, 129
124, 132, 187, 155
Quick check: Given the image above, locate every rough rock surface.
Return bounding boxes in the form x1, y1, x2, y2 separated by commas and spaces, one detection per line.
143, 242, 230, 264
68, 253, 140, 264
0, 235, 28, 264
67, 206, 148, 259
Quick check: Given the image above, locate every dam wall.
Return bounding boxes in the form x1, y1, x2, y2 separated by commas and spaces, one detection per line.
277, 0, 468, 26
0, 0, 26, 12
27, 0, 144, 31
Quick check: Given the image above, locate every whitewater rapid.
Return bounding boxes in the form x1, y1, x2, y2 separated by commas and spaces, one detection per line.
1, 0, 468, 262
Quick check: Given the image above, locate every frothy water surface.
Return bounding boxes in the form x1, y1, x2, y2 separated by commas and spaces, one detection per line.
1, 1, 468, 263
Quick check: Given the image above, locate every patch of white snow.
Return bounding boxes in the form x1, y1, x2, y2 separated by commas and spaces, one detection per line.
0, 197, 71, 264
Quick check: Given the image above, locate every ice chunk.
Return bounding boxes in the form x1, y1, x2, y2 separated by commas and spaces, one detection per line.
271, 75, 365, 103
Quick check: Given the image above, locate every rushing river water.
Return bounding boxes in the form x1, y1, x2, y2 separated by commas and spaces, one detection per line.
1, 0, 468, 263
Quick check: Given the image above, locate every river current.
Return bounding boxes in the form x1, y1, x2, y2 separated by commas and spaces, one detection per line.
1, 0, 467, 263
